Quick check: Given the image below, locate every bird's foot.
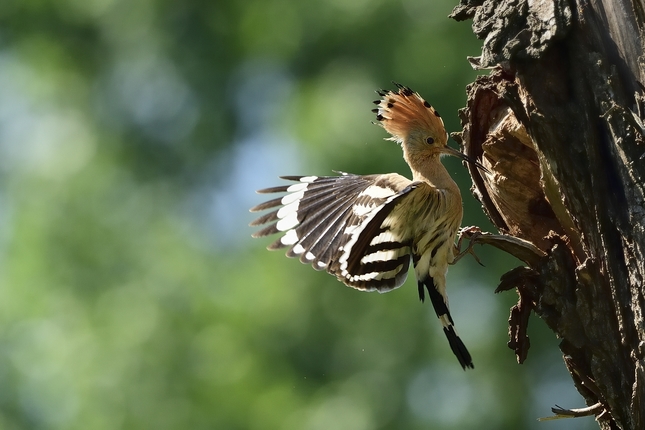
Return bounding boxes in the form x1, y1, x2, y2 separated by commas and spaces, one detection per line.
453, 226, 484, 265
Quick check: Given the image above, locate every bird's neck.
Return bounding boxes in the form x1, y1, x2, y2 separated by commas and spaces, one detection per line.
409, 157, 460, 193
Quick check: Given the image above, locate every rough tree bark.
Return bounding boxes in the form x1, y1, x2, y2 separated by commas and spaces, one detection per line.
449, 0, 645, 429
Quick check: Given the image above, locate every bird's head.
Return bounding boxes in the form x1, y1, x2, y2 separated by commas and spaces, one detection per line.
373, 83, 486, 173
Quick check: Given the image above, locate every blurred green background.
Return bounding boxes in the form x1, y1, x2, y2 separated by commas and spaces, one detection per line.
0, 0, 596, 429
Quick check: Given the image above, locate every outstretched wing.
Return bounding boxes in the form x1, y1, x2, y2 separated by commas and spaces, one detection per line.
250, 173, 418, 292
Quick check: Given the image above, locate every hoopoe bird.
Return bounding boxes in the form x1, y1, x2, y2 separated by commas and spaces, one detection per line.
250, 83, 486, 369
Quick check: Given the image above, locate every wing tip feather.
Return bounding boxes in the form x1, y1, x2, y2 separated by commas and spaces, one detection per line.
249, 211, 278, 227
256, 185, 290, 195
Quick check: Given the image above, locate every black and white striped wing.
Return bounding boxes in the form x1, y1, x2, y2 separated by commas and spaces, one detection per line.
250, 173, 418, 292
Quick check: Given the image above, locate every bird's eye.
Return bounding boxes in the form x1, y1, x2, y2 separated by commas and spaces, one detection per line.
426, 137, 435, 144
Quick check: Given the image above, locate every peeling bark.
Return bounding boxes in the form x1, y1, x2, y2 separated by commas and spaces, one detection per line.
451, 0, 645, 428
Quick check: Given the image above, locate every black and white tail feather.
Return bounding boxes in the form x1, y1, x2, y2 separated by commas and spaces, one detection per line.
250, 83, 476, 369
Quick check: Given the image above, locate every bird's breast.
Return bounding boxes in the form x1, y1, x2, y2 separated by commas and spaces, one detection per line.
404, 185, 463, 273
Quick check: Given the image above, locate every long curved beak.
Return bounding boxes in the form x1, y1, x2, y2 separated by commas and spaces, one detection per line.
441, 146, 490, 174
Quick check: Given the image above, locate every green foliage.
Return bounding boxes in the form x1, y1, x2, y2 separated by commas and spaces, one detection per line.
0, 0, 595, 429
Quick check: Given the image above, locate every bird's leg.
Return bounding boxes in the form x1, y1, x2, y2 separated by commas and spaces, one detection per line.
452, 226, 484, 265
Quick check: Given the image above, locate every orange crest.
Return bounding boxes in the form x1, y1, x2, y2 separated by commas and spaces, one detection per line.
373, 83, 447, 145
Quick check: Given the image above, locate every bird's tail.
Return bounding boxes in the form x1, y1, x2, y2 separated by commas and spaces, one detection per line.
419, 278, 474, 369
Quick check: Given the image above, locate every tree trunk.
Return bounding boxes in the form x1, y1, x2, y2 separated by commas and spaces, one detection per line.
450, 0, 645, 428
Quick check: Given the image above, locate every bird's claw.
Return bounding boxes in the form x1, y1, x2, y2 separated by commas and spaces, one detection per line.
453, 226, 484, 265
